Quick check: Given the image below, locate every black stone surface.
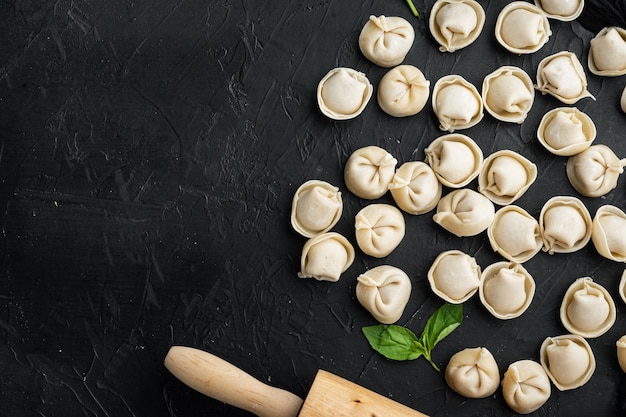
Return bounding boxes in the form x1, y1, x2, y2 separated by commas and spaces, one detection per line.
1, 1, 626, 416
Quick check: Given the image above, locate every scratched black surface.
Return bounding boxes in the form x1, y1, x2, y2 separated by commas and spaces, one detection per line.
2, 1, 626, 416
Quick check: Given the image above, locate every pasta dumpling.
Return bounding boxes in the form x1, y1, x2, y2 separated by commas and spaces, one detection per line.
429, 0, 485, 52
433, 188, 495, 237
537, 107, 596, 156
617, 335, 626, 373
539, 196, 592, 254
534, 0, 584, 21
297, 232, 355, 282
317, 68, 373, 120
359, 15, 415, 67
377, 65, 430, 117
445, 347, 499, 398
291, 180, 343, 237
344, 146, 398, 199
495, 2, 551, 54
388, 161, 442, 215
424, 133, 483, 188
479, 261, 535, 319
482, 66, 535, 123
560, 277, 616, 338
356, 265, 411, 324
488, 205, 542, 263
566, 144, 626, 198
432, 75, 484, 132
428, 249, 481, 303
355, 204, 405, 258
591, 205, 626, 262
588, 27, 626, 76
478, 150, 537, 205
501, 360, 551, 414
540, 334, 595, 391
535, 51, 595, 104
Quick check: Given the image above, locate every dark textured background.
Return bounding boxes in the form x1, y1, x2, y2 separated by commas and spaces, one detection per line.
2, 0, 626, 416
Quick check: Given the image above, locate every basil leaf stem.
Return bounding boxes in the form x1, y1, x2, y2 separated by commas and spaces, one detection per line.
406, 0, 419, 17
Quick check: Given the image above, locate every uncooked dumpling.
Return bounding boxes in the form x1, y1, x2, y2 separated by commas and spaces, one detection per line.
317, 68, 373, 120
495, 2, 551, 54
478, 150, 537, 205
445, 347, 499, 398
540, 334, 595, 391
482, 66, 535, 123
479, 261, 535, 319
355, 204, 405, 258
344, 146, 398, 199
588, 27, 626, 76
591, 205, 626, 262
359, 15, 415, 67
377, 65, 430, 117
433, 188, 495, 237
501, 360, 551, 414
539, 196, 592, 254
487, 205, 542, 263
621, 86, 626, 113
534, 0, 584, 21
291, 180, 343, 237
388, 161, 442, 215
537, 107, 596, 156
560, 277, 616, 338
298, 232, 355, 282
535, 51, 595, 104
620, 270, 626, 304
566, 144, 626, 198
356, 265, 411, 324
617, 335, 626, 373
429, 0, 485, 52
432, 75, 484, 132
424, 133, 483, 188
428, 249, 481, 303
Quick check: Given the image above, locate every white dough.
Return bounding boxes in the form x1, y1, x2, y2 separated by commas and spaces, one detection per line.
359, 15, 415, 67
317, 67, 373, 120
344, 146, 398, 199
354, 204, 405, 258
429, 0, 485, 52
356, 265, 411, 324
377, 65, 430, 117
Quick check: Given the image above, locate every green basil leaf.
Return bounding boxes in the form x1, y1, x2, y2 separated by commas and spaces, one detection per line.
362, 324, 424, 361
419, 303, 463, 351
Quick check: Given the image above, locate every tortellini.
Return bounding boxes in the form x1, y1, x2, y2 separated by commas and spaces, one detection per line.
539, 196, 592, 254
428, 250, 481, 303
501, 360, 551, 414
560, 277, 616, 338
588, 27, 626, 77
479, 261, 535, 319
620, 270, 626, 305
429, 0, 485, 53
432, 75, 484, 132
534, 0, 584, 21
488, 205, 542, 263
535, 51, 595, 104
621, 86, 626, 114
291, 180, 343, 237
481, 66, 535, 123
297, 232, 355, 282
317, 67, 373, 120
566, 144, 626, 198
495, 2, 551, 54
432, 188, 495, 237
617, 335, 626, 373
356, 265, 411, 324
540, 334, 595, 391
355, 204, 405, 258
388, 161, 442, 215
424, 133, 483, 188
591, 205, 626, 262
359, 15, 415, 67
377, 65, 430, 117
478, 150, 537, 205
445, 347, 499, 398
537, 107, 596, 156
344, 146, 398, 199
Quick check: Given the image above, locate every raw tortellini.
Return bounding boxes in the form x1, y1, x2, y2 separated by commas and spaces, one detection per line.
535, 51, 595, 104
479, 261, 535, 319
588, 27, 626, 77
539, 196, 592, 254
429, 0, 485, 53
537, 107, 596, 156
432, 75, 484, 132
291, 180, 343, 237
617, 335, 626, 373
377, 65, 430, 117
501, 360, 551, 414
495, 2, 551, 54
356, 265, 411, 324
424, 133, 483, 188
344, 146, 398, 199
620, 270, 626, 304
317, 67, 373, 120
488, 205, 542, 263
428, 250, 481, 303
560, 277, 616, 338
566, 144, 626, 198
534, 0, 584, 21
621, 86, 626, 113
445, 347, 499, 398
482, 66, 535, 123
591, 205, 626, 262
388, 161, 442, 215
355, 204, 405, 258
297, 232, 355, 282
478, 150, 537, 205
433, 188, 495, 237
359, 15, 415, 67
540, 334, 595, 391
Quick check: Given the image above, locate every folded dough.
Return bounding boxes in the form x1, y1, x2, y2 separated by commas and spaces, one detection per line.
433, 188, 495, 237
478, 149, 537, 205
566, 144, 626, 198
359, 15, 414, 67
317, 67, 373, 120
540, 334, 595, 391
534, 0, 584, 21
482, 66, 535, 123
591, 205, 626, 262
445, 347, 499, 398
356, 265, 411, 324
495, 2, 551, 54
487, 205, 542, 263
535, 51, 595, 104
539, 196, 592, 254
537, 107, 596, 156
432, 75, 484, 132
377, 65, 430, 117
428, 249, 481, 303
388, 161, 442, 215
501, 360, 551, 414
560, 277, 616, 338
298, 232, 355, 282
618, 335, 626, 373
424, 133, 483, 188
291, 180, 343, 237
479, 261, 535, 319
355, 204, 405, 258
588, 26, 626, 76
429, 0, 485, 52
344, 146, 398, 199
